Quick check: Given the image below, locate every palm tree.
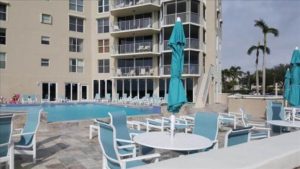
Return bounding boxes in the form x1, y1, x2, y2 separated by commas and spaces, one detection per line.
255, 19, 279, 95
247, 41, 270, 94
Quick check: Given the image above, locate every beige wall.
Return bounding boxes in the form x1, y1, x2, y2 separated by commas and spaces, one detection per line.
0, 0, 221, 103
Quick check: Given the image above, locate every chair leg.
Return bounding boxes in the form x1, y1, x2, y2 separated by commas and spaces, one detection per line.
10, 144, 14, 169
89, 125, 93, 139
33, 140, 36, 164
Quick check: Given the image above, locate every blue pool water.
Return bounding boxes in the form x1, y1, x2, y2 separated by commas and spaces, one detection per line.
0, 103, 161, 122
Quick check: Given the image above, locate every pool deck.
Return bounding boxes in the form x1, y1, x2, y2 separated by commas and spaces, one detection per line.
14, 121, 103, 169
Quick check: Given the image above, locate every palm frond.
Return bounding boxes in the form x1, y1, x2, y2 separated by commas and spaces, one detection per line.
258, 45, 270, 54
247, 46, 257, 55
254, 19, 267, 30
267, 28, 279, 37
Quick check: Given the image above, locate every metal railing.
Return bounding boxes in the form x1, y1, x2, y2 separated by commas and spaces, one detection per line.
116, 66, 154, 76
163, 38, 200, 51
112, 18, 156, 32
112, 41, 153, 54
163, 12, 200, 25
160, 64, 199, 75
113, 0, 159, 9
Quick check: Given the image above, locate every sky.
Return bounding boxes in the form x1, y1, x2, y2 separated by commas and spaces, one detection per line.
221, 0, 300, 73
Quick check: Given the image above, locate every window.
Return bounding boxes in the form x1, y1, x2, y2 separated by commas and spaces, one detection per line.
41, 58, 49, 67
69, 37, 83, 52
41, 36, 50, 45
98, 0, 109, 13
97, 18, 109, 33
69, 16, 84, 32
0, 3, 7, 21
69, 0, 83, 12
41, 14, 52, 24
0, 52, 6, 69
0, 28, 5, 44
98, 59, 109, 73
98, 39, 109, 53
69, 58, 84, 73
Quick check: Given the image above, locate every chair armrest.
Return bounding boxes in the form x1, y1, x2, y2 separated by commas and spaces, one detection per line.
0, 143, 9, 147
128, 120, 142, 130
118, 144, 136, 150
116, 138, 135, 144
13, 132, 35, 137
247, 122, 266, 127
123, 153, 160, 162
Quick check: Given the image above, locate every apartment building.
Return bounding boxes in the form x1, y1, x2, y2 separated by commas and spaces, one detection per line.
0, 0, 222, 106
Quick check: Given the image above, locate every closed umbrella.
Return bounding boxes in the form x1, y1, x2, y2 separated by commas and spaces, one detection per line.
284, 68, 290, 101
167, 17, 187, 137
288, 47, 300, 106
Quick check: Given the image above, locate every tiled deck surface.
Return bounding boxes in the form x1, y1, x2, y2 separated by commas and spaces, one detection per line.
15, 121, 103, 169
11, 119, 231, 169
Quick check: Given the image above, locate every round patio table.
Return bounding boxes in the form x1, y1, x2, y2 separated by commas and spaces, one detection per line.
267, 120, 300, 128
133, 132, 213, 151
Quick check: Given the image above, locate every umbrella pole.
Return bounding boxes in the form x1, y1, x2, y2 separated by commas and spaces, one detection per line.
170, 114, 175, 138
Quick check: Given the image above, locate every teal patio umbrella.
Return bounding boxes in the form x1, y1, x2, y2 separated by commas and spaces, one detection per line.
288, 47, 300, 106
284, 68, 290, 101
167, 17, 187, 136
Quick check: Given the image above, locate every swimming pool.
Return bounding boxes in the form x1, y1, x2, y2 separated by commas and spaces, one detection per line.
0, 103, 161, 122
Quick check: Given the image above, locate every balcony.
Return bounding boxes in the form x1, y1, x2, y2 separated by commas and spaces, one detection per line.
160, 64, 200, 76
111, 0, 160, 16
163, 12, 205, 26
163, 38, 201, 51
111, 18, 159, 37
111, 41, 159, 57
115, 66, 154, 77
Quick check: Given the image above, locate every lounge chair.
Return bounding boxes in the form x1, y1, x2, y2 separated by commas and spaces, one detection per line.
97, 122, 160, 169
193, 112, 219, 149
224, 126, 252, 147
146, 117, 170, 132
94, 93, 101, 102
102, 94, 111, 103
0, 114, 14, 169
14, 108, 42, 163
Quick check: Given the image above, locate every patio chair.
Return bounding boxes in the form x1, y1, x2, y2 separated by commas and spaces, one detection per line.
14, 108, 42, 163
102, 94, 111, 103
193, 112, 219, 149
266, 101, 286, 133
224, 126, 252, 147
0, 114, 14, 169
239, 108, 270, 140
97, 122, 160, 169
94, 93, 101, 102
146, 117, 170, 132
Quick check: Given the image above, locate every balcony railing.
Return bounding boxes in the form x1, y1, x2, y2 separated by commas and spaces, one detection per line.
163, 38, 200, 51
112, 41, 153, 54
160, 64, 200, 75
113, 0, 159, 10
116, 66, 154, 76
163, 12, 200, 25
112, 18, 155, 32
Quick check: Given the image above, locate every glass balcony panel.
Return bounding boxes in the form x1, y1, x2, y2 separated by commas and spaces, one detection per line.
163, 12, 200, 25
160, 64, 199, 75
116, 66, 153, 76
113, 41, 153, 54
163, 38, 199, 51
113, 18, 152, 32
113, 0, 159, 9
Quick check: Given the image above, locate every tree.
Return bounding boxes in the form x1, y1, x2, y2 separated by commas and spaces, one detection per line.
255, 19, 279, 95
247, 41, 270, 94
222, 66, 243, 92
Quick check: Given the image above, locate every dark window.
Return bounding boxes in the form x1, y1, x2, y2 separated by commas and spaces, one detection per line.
98, 0, 109, 13
41, 36, 50, 45
69, 16, 84, 32
41, 58, 49, 67
0, 28, 6, 44
97, 18, 109, 33
0, 3, 7, 21
98, 59, 110, 73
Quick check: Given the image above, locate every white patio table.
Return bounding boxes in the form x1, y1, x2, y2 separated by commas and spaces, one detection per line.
133, 132, 213, 151
267, 120, 300, 128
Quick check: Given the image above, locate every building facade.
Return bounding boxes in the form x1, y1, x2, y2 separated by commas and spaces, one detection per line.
0, 0, 222, 105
